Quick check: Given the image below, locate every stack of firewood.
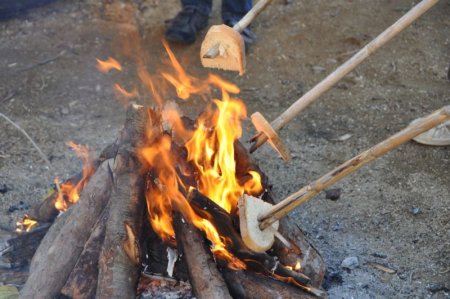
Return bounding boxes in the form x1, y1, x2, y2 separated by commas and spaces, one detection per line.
2, 104, 326, 298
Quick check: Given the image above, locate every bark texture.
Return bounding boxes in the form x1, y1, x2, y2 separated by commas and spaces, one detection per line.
59, 205, 109, 299
96, 168, 145, 299
173, 213, 232, 299
20, 159, 114, 299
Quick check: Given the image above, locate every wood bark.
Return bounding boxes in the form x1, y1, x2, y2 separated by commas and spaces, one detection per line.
95, 158, 146, 299
172, 212, 232, 299
20, 159, 114, 299
59, 205, 109, 299
21, 104, 154, 298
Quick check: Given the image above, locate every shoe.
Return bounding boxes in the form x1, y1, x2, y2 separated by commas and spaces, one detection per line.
223, 17, 257, 47
165, 6, 209, 44
411, 119, 450, 146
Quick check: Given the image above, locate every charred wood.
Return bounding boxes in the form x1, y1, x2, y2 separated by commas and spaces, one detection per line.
263, 191, 326, 287
240, 132, 326, 288
223, 268, 319, 299
187, 189, 311, 287
26, 175, 81, 224
0, 224, 49, 270
0, 224, 49, 287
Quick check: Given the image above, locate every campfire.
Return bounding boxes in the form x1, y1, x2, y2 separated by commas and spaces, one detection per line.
6, 44, 326, 298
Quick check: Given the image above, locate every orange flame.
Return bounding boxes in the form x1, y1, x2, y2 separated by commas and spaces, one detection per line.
54, 142, 95, 212
96, 57, 122, 73
185, 95, 262, 213
295, 260, 301, 271
98, 42, 263, 269
160, 40, 204, 100
139, 61, 262, 269
114, 83, 139, 98
16, 215, 38, 233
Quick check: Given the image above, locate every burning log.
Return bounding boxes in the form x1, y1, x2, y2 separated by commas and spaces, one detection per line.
187, 189, 315, 290
222, 268, 318, 299
234, 141, 326, 287
60, 205, 109, 299
21, 104, 151, 298
26, 175, 80, 223
14, 101, 327, 298
20, 159, 115, 298
96, 162, 146, 298
263, 190, 326, 287
172, 212, 232, 299
27, 143, 118, 224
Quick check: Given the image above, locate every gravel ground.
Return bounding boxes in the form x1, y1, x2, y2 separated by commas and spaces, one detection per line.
0, 0, 449, 298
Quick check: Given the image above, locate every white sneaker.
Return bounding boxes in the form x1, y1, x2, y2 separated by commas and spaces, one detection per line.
411, 119, 450, 146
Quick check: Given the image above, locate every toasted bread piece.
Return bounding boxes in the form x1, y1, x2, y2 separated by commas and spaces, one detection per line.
239, 195, 279, 252
200, 25, 245, 75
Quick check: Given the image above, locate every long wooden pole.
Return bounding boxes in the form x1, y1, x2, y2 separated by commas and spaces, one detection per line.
232, 0, 272, 33
258, 106, 450, 230
250, 0, 440, 152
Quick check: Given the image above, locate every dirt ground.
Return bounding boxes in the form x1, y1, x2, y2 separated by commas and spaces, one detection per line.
0, 0, 449, 298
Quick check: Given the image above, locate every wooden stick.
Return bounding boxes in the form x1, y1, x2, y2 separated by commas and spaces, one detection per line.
0, 112, 52, 168
172, 212, 232, 299
250, 0, 440, 152
60, 205, 109, 299
232, 0, 272, 33
259, 106, 450, 229
96, 165, 145, 299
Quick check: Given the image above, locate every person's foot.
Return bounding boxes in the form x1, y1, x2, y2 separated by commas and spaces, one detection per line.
165, 6, 209, 44
223, 17, 257, 47
412, 119, 450, 146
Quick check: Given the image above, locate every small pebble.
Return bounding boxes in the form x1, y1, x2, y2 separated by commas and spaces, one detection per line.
325, 188, 342, 201
341, 256, 359, 270
8, 206, 18, 213
0, 184, 8, 194
61, 107, 69, 115
332, 223, 343, 231
410, 207, 421, 215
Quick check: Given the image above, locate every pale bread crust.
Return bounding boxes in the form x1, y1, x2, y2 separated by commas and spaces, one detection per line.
239, 195, 279, 252
200, 25, 246, 75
